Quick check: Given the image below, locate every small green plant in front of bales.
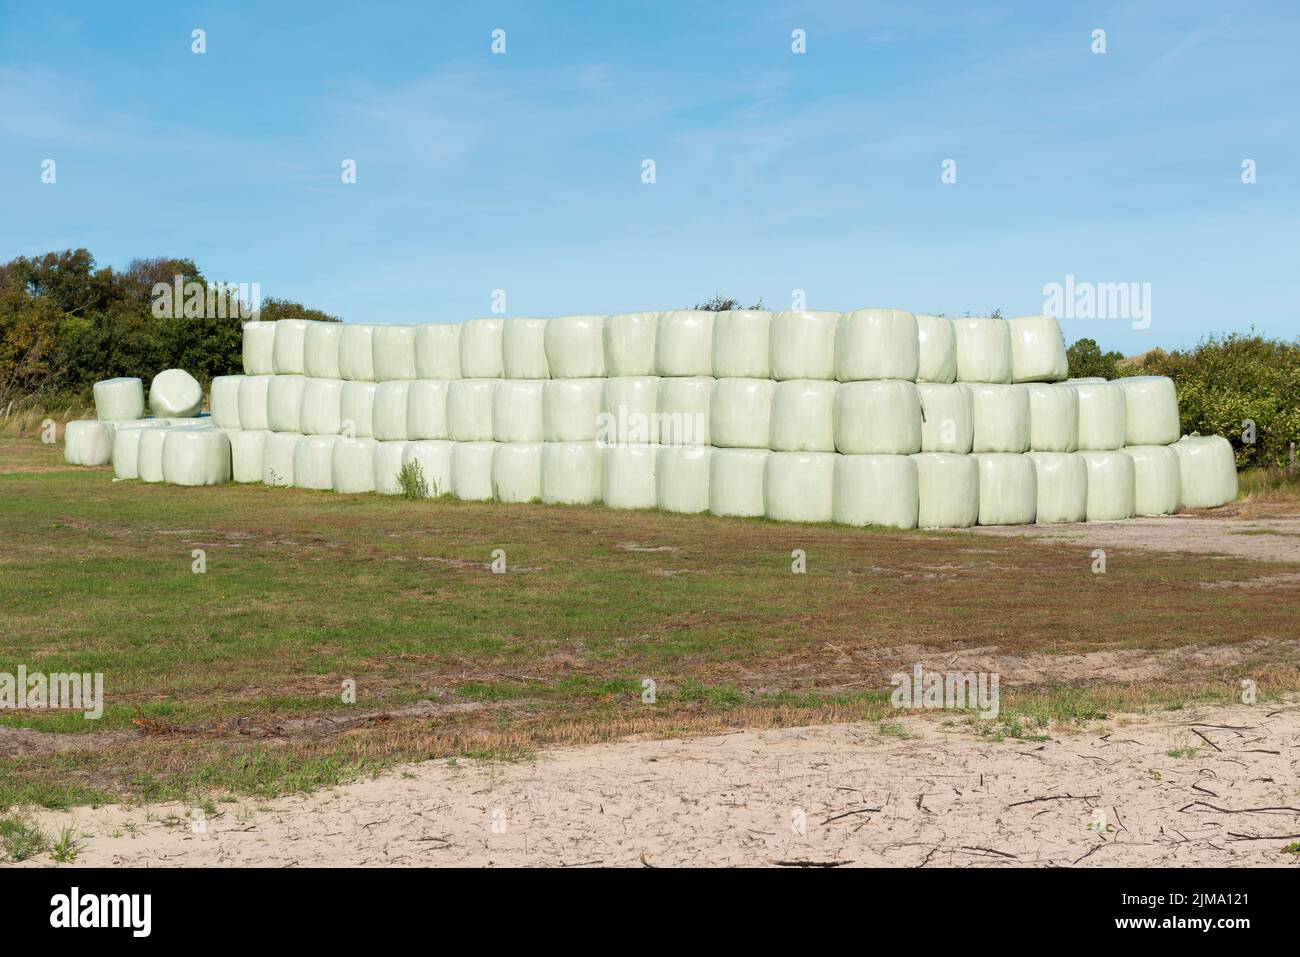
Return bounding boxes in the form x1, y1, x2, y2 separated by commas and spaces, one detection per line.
395, 459, 428, 499
0, 814, 49, 861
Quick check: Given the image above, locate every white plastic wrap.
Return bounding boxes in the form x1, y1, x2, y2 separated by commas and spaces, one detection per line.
229, 429, 269, 483
299, 377, 344, 436
952, 317, 1012, 384
492, 380, 545, 443
492, 441, 544, 503
974, 452, 1037, 525
237, 375, 272, 431
165, 416, 213, 429
1027, 383, 1079, 452
293, 435, 340, 490
603, 312, 659, 377
1009, 314, 1069, 383
833, 454, 919, 529
712, 310, 771, 379
373, 440, 411, 495
331, 437, 378, 493
600, 377, 660, 445
111, 427, 144, 479
912, 452, 980, 528
765, 451, 835, 523
915, 315, 957, 384
770, 311, 838, 381
656, 376, 712, 447
262, 432, 301, 486
1025, 451, 1087, 524
655, 311, 714, 377
603, 444, 659, 510
340, 381, 377, 437
242, 321, 277, 375
372, 324, 418, 381
769, 380, 837, 452
541, 441, 603, 505
1124, 445, 1181, 516
545, 314, 606, 379
137, 428, 171, 482
149, 369, 203, 417
1065, 377, 1107, 385
267, 374, 307, 433
1078, 450, 1136, 521
833, 380, 922, 455
1075, 382, 1127, 451
338, 324, 376, 382
708, 447, 768, 518
450, 441, 496, 500
460, 319, 505, 379
402, 440, 454, 497
64, 420, 115, 466
209, 375, 243, 429
917, 383, 974, 454
372, 381, 412, 441
447, 379, 496, 441
656, 445, 712, 514
303, 321, 342, 379
272, 319, 309, 375
407, 379, 450, 440
415, 323, 463, 380
543, 378, 604, 442
1173, 435, 1237, 508
502, 318, 551, 379
94, 377, 144, 421
970, 383, 1030, 453
710, 378, 774, 449
1115, 376, 1180, 446
835, 308, 919, 382
162, 429, 231, 486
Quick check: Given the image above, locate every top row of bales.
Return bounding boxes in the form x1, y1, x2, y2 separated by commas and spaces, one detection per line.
242, 311, 1070, 385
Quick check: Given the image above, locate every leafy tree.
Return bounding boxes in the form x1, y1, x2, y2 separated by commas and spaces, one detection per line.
1065, 337, 1124, 379
693, 295, 764, 311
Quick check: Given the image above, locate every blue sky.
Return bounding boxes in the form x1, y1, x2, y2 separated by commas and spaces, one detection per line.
1, 1, 1296, 352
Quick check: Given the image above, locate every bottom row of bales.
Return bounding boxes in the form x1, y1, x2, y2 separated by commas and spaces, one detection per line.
102, 423, 1239, 528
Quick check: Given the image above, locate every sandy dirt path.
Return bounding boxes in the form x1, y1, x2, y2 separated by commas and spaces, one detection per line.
17, 697, 1299, 868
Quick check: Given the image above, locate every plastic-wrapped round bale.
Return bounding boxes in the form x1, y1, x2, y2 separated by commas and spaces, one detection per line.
304, 321, 342, 379
1172, 435, 1237, 508
64, 420, 115, 466
340, 381, 377, 437
492, 441, 543, 503
373, 440, 410, 495
710, 378, 774, 449
915, 316, 957, 384
237, 375, 273, 431
545, 314, 606, 379
771, 311, 838, 380
969, 383, 1030, 453
1009, 314, 1068, 383
656, 376, 712, 447
267, 375, 307, 433
209, 375, 243, 429
502, 318, 550, 379
242, 321, 277, 375
604, 312, 659, 377
299, 378, 344, 436
450, 441, 496, 500
1027, 383, 1079, 452
1079, 450, 1136, 521
912, 452, 979, 528
655, 311, 714, 377
765, 451, 835, 523
835, 308, 919, 382
372, 324, 418, 381
833, 380, 922, 455
656, 445, 712, 514
952, 317, 1012, 384
709, 448, 768, 518
603, 444, 659, 510
1124, 445, 1181, 516
1075, 381, 1126, 451
833, 454, 919, 529
162, 429, 231, 486
338, 324, 376, 382
272, 319, 309, 375
1025, 451, 1087, 524
137, 428, 172, 482
542, 441, 603, 505
372, 381, 412, 440
331, 437, 377, 493
770, 380, 837, 452
447, 379, 496, 441
543, 378, 604, 442
111, 427, 145, 479
407, 379, 450, 440
492, 380, 544, 443
94, 377, 145, 421
917, 383, 973, 454
293, 435, 340, 490
974, 453, 1037, 525
262, 431, 301, 486
402, 440, 454, 497
460, 319, 505, 379
1115, 376, 1180, 446
150, 369, 203, 417
712, 310, 771, 379
600, 377, 660, 445
229, 429, 270, 483
415, 323, 462, 380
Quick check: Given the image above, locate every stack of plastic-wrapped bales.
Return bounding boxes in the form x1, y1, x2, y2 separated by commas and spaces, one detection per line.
69, 310, 1240, 527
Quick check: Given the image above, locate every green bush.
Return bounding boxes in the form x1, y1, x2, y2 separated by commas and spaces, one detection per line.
1065, 338, 1124, 379
395, 459, 429, 499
